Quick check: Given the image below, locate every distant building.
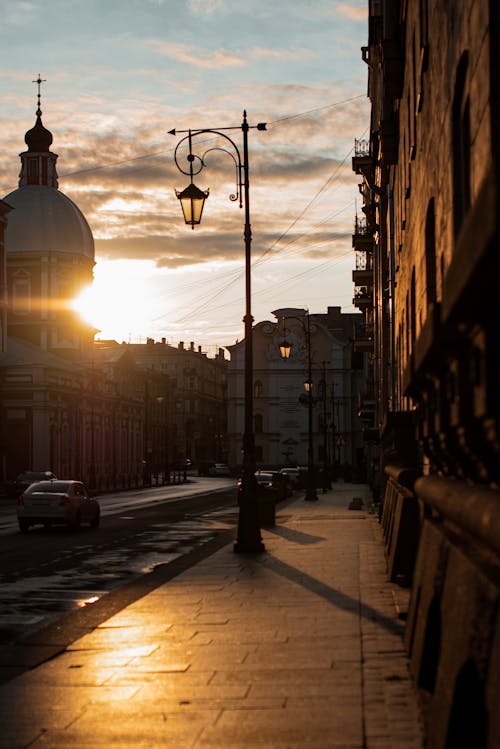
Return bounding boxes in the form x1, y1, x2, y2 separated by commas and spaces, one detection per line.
122, 338, 228, 470
226, 306, 367, 477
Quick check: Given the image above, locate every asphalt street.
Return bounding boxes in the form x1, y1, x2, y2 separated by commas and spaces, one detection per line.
0, 477, 238, 666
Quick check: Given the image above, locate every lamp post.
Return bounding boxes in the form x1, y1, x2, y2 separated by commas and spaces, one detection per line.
170, 111, 266, 553
156, 395, 169, 485
280, 312, 318, 502
143, 377, 151, 487
320, 361, 332, 492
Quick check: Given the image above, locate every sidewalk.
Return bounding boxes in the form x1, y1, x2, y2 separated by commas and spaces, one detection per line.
0, 483, 424, 748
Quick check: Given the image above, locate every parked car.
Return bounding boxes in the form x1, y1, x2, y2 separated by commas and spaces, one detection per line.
279, 466, 303, 488
237, 471, 274, 492
255, 471, 275, 489
208, 463, 231, 476
237, 471, 291, 501
13, 470, 57, 497
273, 471, 294, 498
17, 479, 100, 533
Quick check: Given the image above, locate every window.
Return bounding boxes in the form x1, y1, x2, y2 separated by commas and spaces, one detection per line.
410, 269, 416, 353
425, 198, 437, 309
254, 380, 263, 398
12, 272, 31, 315
28, 158, 38, 179
254, 413, 263, 434
452, 53, 471, 237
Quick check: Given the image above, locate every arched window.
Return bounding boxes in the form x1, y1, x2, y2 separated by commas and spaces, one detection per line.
452, 53, 471, 237
28, 157, 38, 180
12, 271, 31, 315
425, 198, 437, 308
254, 380, 263, 398
411, 268, 416, 352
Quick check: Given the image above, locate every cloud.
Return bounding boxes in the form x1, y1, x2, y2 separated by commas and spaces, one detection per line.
337, 4, 367, 22
146, 40, 245, 68
3, 2, 37, 25
147, 39, 311, 69
188, 0, 226, 13
252, 47, 311, 62
1, 78, 365, 316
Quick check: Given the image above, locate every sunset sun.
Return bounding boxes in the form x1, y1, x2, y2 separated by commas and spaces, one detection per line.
72, 260, 161, 342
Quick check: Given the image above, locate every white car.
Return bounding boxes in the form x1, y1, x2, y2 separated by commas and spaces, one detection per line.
17, 479, 100, 532
208, 463, 231, 476
279, 466, 303, 487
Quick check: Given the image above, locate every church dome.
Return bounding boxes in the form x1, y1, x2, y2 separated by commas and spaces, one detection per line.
3, 185, 95, 259
24, 111, 53, 152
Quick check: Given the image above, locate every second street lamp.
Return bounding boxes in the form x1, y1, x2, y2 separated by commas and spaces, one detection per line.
280, 311, 319, 502
169, 111, 266, 553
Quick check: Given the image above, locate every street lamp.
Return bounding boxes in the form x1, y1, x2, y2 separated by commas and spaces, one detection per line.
280, 312, 319, 502
170, 111, 266, 553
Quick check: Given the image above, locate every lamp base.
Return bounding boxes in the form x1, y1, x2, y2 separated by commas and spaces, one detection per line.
233, 492, 266, 553
233, 538, 266, 554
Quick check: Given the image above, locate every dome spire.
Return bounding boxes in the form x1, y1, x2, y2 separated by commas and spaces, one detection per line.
19, 75, 58, 187
33, 73, 46, 117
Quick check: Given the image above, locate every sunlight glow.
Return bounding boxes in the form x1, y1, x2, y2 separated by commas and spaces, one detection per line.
72, 260, 163, 342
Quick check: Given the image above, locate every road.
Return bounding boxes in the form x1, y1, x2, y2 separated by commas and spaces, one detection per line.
0, 475, 238, 648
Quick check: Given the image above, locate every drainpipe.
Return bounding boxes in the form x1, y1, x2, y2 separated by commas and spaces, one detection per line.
387, 185, 397, 410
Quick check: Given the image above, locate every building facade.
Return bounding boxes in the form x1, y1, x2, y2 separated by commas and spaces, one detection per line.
0, 99, 154, 491
0, 199, 12, 353
226, 306, 367, 478
355, 1, 500, 745
0, 94, 230, 491
124, 338, 228, 471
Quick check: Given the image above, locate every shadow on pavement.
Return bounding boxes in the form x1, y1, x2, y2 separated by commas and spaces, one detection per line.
261, 553, 404, 637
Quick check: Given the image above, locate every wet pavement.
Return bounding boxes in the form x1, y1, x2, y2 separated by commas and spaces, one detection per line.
0, 482, 424, 748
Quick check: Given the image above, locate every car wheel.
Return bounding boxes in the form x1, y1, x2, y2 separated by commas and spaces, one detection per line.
18, 520, 30, 533
90, 509, 100, 529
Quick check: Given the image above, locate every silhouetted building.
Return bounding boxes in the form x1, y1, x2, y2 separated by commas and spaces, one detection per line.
122, 338, 228, 469
0, 95, 156, 491
355, 1, 499, 745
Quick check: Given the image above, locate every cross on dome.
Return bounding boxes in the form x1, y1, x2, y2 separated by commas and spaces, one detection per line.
32, 74, 46, 116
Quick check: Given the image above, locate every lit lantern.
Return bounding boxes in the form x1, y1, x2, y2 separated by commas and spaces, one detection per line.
175, 182, 209, 228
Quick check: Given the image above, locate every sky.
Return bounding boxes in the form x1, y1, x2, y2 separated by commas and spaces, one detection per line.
0, 0, 370, 355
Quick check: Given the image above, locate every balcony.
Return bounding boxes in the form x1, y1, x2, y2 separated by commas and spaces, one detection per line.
353, 288, 373, 311
352, 138, 374, 181
353, 322, 374, 352
358, 395, 376, 423
352, 214, 374, 252
353, 268, 373, 288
